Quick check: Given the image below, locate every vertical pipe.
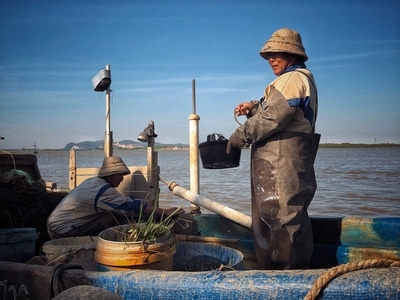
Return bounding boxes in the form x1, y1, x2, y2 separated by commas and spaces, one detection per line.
104, 64, 113, 158
189, 79, 200, 213
147, 120, 155, 205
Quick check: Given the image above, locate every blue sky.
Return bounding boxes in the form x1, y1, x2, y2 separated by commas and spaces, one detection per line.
1, 0, 399, 149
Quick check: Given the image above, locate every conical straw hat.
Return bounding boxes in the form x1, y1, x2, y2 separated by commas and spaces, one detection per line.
98, 156, 130, 177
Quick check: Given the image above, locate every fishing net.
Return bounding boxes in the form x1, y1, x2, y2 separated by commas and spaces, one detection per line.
0, 170, 67, 253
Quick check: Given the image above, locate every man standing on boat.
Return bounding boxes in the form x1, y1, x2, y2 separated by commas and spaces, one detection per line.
227, 28, 320, 269
47, 156, 183, 239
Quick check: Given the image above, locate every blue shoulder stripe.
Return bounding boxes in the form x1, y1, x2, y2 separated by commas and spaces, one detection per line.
105, 198, 146, 214
287, 96, 314, 125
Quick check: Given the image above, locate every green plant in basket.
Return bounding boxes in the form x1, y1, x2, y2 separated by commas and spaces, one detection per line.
114, 189, 182, 243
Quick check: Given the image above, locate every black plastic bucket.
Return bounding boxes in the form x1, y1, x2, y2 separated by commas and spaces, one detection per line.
198, 134, 241, 169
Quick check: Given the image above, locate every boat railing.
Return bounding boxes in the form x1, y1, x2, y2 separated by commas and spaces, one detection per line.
68, 146, 160, 205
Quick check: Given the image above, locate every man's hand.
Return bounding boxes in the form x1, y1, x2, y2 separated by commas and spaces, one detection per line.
235, 102, 256, 116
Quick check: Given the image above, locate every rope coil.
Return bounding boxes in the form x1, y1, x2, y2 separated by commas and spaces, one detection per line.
304, 259, 400, 300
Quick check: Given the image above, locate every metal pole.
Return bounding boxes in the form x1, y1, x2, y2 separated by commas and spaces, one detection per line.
104, 64, 113, 158
189, 79, 200, 213
147, 120, 156, 205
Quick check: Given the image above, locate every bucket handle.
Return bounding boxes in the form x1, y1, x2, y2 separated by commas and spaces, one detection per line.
234, 109, 243, 126
207, 133, 227, 142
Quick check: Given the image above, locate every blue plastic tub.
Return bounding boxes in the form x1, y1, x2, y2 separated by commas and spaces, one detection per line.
173, 242, 244, 271
0, 228, 37, 263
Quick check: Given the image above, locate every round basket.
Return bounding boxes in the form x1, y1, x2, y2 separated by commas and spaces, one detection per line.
198, 134, 241, 169
95, 224, 175, 271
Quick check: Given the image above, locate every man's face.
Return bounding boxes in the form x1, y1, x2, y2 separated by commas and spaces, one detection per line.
265, 52, 291, 76
108, 173, 124, 187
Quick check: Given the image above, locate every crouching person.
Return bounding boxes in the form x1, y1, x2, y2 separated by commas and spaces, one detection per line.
47, 156, 183, 239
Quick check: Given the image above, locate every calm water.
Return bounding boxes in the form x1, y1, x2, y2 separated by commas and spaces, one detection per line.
35, 147, 400, 218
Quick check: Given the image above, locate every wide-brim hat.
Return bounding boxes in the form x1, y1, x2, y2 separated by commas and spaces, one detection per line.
260, 28, 308, 61
98, 156, 130, 178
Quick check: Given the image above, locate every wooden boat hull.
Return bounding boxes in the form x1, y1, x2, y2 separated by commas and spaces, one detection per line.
0, 215, 399, 299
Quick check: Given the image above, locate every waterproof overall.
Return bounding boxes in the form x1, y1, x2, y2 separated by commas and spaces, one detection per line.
234, 66, 319, 269
251, 131, 318, 269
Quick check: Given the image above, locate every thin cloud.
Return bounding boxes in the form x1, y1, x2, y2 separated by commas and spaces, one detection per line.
314, 49, 399, 63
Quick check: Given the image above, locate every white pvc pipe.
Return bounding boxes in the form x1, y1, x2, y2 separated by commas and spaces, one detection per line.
188, 114, 200, 207
161, 179, 252, 229
189, 79, 200, 212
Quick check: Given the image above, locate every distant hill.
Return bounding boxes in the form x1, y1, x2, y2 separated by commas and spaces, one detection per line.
63, 140, 188, 150
64, 140, 105, 150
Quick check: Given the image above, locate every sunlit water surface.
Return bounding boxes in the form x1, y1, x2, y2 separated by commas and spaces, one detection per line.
36, 147, 400, 218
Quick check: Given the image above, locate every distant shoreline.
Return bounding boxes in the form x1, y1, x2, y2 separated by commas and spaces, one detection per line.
1, 143, 399, 152
318, 143, 400, 148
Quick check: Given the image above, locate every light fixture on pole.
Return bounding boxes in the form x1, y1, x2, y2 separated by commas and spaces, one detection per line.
137, 121, 158, 202
92, 68, 111, 92
92, 65, 113, 158
137, 121, 158, 143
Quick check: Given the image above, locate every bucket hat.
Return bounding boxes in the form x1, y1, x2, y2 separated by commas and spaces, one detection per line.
98, 156, 130, 177
260, 28, 308, 61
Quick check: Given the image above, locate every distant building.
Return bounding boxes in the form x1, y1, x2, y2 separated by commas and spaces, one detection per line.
114, 142, 144, 149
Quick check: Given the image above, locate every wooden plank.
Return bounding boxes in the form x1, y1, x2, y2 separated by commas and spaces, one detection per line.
67, 148, 159, 203
68, 149, 76, 190
71, 165, 151, 200
75, 168, 99, 176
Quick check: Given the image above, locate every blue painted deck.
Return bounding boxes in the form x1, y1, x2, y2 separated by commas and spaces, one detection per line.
0, 215, 399, 299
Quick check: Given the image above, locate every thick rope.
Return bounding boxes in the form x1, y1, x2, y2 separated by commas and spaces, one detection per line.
304, 259, 400, 300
